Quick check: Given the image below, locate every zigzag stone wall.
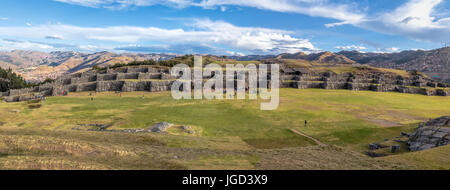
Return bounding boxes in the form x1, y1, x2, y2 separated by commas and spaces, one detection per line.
280, 67, 450, 96
1, 66, 177, 102
1, 65, 450, 102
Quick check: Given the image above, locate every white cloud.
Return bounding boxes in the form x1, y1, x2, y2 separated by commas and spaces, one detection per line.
26, 22, 32, 26
52, 0, 450, 44
0, 17, 8, 21
195, 0, 365, 24
373, 47, 401, 53
356, 0, 450, 43
0, 19, 317, 54
79, 44, 100, 51
0, 38, 112, 52
45, 34, 64, 40
384, 0, 443, 29
226, 51, 245, 56
54, 0, 194, 9
386, 47, 400, 52
334, 45, 366, 51
54, 0, 366, 25
0, 39, 56, 51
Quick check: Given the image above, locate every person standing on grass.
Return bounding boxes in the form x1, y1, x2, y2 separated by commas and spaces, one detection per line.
305, 120, 307, 128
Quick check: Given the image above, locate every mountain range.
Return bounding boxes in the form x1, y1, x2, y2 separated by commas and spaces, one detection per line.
338, 48, 450, 82
1, 47, 449, 83
0, 50, 177, 82
232, 47, 450, 83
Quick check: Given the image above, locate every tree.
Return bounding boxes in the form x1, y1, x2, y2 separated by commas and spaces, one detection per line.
0, 67, 30, 92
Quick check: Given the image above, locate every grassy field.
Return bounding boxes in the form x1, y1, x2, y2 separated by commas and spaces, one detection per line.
0, 88, 449, 169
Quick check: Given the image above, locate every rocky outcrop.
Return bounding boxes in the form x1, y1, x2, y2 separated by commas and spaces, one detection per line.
408, 116, 450, 151
151, 122, 173, 133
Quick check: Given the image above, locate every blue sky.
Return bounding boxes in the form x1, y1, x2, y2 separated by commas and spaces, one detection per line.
0, 0, 449, 55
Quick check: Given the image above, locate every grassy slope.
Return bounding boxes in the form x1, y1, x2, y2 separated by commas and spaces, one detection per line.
380, 145, 450, 170
0, 89, 449, 169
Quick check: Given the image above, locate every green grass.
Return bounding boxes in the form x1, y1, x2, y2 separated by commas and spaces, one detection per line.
0, 89, 449, 169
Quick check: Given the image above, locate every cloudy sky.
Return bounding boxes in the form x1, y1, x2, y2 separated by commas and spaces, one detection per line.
0, 0, 449, 55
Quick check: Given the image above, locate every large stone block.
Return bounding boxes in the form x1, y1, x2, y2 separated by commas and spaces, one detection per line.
347, 82, 371, 90
122, 81, 150, 92
149, 81, 173, 92
435, 89, 450, 96
281, 75, 298, 81
126, 66, 149, 73
71, 77, 89, 84
9, 88, 33, 96
296, 81, 323, 89
138, 73, 161, 80
161, 73, 177, 80
321, 81, 347, 89
97, 73, 118, 81
77, 82, 97, 92
4, 96, 20, 102
96, 81, 124, 92
397, 86, 429, 95
83, 73, 98, 82
281, 81, 296, 88
117, 73, 139, 80
62, 78, 72, 85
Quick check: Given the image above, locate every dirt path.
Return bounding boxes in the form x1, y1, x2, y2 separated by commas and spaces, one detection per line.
290, 129, 327, 146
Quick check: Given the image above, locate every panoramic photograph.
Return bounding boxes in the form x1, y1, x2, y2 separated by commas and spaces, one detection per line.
0, 0, 450, 180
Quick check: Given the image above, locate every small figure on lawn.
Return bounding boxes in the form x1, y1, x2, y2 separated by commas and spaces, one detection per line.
305, 120, 308, 128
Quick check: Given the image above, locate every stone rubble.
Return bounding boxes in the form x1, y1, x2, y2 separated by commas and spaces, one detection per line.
151, 122, 173, 133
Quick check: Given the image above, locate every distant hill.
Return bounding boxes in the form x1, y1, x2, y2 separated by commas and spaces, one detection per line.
0, 50, 176, 82
227, 54, 275, 61
232, 51, 355, 65
0, 60, 19, 70
277, 51, 356, 64
2, 47, 450, 83
337, 47, 450, 83
232, 48, 450, 83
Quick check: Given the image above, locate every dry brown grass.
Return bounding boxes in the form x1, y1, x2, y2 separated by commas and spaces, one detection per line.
380, 145, 450, 170
0, 127, 407, 170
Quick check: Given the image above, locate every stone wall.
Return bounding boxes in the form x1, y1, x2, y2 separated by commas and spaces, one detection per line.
283, 69, 450, 96
96, 81, 125, 92
2, 64, 450, 102
122, 81, 150, 92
